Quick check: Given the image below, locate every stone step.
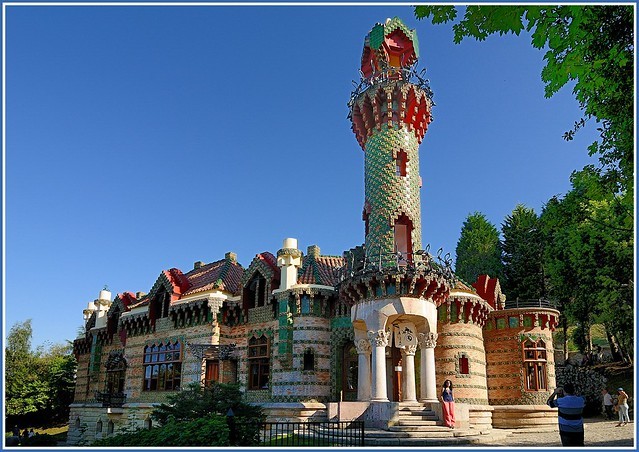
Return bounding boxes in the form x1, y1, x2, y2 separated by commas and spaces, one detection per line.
390, 425, 450, 432
396, 419, 441, 427
399, 412, 438, 419
364, 434, 487, 446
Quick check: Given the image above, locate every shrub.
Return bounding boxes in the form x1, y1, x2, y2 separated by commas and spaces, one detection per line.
152, 382, 264, 446
92, 414, 230, 447
21, 433, 58, 446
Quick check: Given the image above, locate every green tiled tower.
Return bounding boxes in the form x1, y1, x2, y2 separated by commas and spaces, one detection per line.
349, 17, 433, 267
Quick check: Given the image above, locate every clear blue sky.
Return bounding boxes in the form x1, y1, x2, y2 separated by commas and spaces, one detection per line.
5, 3, 599, 349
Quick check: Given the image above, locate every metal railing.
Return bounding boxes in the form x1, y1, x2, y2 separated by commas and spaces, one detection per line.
504, 299, 559, 309
336, 245, 455, 283
348, 63, 435, 118
94, 391, 127, 408
259, 421, 364, 447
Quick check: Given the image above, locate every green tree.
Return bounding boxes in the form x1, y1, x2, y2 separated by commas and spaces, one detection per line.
152, 382, 264, 446
454, 212, 503, 284
5, 320, 77, 427
541, 168, 633, 362
415, 5, 634, 194
501, 204, 545, 300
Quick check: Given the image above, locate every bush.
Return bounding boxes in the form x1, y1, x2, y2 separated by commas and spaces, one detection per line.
21, 433, 59, 446
92, 415, 230, 447
557, 364, 607, 417
152, 382, 264, 446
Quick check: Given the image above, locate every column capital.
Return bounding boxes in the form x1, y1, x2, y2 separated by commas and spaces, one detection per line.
355, 338, 372, 355
418, 332, 438, 348
367, 329, 390, 348
401, 344, 418, 356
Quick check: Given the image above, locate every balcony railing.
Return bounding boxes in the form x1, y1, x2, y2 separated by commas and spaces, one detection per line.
336, 246, 455, 283
504, 299, 559, 310
95, 391, 127, 408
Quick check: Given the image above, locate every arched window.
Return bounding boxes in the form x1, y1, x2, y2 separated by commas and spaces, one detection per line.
244, 274, 267, 310
107, 421, 114, 435
394, 214, 413, 264
143, 341, 182, 391
96, 419, 103, 433
75, 418, 81, 430
144, 418, 152, 430
342, 343, 358, 398
523, 339, 547, 390
248, 335, 269, 390
303, 349, 315, 371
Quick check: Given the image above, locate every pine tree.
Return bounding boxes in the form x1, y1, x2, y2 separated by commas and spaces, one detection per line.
454, 212, 502, 284
501, 204, 545, 300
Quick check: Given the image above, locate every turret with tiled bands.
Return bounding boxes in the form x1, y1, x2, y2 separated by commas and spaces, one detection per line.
350, 17, 432, 266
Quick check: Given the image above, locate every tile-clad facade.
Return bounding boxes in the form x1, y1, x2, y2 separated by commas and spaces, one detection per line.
68, 16, 562, 444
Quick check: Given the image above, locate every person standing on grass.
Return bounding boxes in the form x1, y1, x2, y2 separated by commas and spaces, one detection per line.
440, 379, 455, 429
602, 388, 615, 420
616, 388, 630, 426
547, 383, 585, 446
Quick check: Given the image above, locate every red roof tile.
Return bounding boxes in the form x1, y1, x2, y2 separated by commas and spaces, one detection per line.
183, 258, 245, 296
298, 255, 345, 286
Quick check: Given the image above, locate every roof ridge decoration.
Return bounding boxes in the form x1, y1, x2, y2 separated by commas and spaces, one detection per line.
148, 268, 191, 301
361, 17, 419, 79
240, 252, 279, 287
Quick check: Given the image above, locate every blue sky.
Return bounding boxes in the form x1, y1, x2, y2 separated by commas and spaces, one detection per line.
5, 4, 600, 349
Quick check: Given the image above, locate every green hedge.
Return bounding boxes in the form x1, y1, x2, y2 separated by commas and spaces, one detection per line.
91, 415, 230, 447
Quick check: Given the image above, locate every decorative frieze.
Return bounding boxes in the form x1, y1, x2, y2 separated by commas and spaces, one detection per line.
418, 332, 437, 348
367, 329, 390, 347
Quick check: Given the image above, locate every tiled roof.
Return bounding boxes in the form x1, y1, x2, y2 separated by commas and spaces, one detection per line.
183, 258, 245, 296
240, 252, 279, 288
298, 255, 345, 287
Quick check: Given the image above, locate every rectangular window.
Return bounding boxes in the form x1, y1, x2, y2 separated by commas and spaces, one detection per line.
143, 341, 182, 391
523, 340, 548, 391
205, 360, 220, 386
248, 336, 270, 390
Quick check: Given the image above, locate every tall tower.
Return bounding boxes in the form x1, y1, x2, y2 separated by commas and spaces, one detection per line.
341, 18, 450, 411
349, 17, 433, 266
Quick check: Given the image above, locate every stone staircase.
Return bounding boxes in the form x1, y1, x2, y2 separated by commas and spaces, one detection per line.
364, 402, 505, 446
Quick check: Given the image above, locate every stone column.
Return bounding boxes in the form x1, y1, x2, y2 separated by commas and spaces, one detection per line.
368, 329, 390, 402
418, 332, 438, 402
401, 345, 418, 402
355, 339, 372, 401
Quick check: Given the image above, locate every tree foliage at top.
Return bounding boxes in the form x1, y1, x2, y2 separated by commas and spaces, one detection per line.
501, 204, 545, 300
416, 4, 634, 363
5, 320, 77, 427
415, 5, 634, 194
454, 212, 503, 284
540, 168, 633, 360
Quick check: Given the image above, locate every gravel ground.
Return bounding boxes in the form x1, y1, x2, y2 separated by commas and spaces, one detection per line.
485, 418, 635, 448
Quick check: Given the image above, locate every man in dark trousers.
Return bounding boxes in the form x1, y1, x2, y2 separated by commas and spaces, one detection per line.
547, 383, 586, 446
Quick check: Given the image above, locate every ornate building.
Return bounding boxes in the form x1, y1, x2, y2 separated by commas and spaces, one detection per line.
68, 17, 560, 444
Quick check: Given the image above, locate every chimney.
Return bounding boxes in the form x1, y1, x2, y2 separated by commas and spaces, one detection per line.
225, 252, 238, 264
194, 261, 204, 269
307, 245, 320, 259
275, 238, 302, 292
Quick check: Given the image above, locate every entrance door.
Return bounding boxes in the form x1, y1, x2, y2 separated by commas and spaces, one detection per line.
385, 334, 403, 402
342, 343, 358, 401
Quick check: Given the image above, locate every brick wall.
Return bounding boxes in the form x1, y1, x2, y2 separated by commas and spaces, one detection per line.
435, 321, 488, 405
484, 309, 557, 405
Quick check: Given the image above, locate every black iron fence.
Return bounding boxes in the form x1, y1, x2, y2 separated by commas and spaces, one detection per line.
259, 421, 364, 447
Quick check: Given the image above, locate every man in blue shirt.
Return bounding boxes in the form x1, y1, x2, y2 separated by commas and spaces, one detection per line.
547, 382, 586, 446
